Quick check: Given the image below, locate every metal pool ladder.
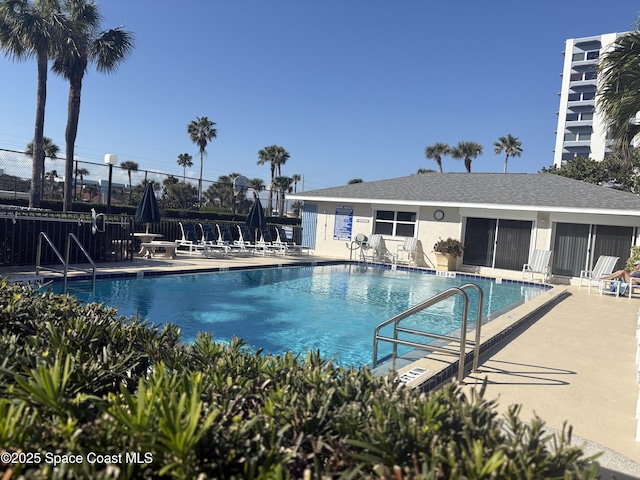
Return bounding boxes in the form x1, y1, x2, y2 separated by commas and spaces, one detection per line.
372, 283, 484, 383
36, 232, 96, 294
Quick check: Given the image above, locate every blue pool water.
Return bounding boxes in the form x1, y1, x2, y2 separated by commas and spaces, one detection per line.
56, 264, 547, 367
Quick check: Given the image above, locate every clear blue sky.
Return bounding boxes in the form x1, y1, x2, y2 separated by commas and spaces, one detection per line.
1, 1, 638, 191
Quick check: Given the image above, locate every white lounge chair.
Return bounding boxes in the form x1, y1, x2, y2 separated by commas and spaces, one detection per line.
396, 237, 418, 265
362, 234, 392, 263
578, 255, 619, 294
522, 249, 552, 282
176, 222, 206, 255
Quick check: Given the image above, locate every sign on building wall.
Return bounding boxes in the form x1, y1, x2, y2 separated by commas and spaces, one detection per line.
333, 206, 353, 240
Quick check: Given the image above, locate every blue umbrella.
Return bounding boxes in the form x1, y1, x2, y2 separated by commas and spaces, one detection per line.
135, 182, 161, 233
245, 198, 266, 243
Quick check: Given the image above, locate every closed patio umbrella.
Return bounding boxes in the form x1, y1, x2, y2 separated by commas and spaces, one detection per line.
245, 197, 266, 243
134, 182, 161, 234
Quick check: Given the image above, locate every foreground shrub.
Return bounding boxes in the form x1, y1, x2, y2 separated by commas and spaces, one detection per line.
0, 280, 598, 479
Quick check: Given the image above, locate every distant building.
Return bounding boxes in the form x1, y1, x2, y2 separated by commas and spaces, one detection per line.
553, 32, 627, 167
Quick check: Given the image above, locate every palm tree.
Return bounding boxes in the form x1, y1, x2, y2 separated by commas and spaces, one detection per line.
26, 136, 59, 200
44, 169, 58, 198
598, 29, 640, 163
291, 173, 302, 193
493, 134, 523, 173
424, 142, 450, 173
257, 145, 289, 214
120, 160, 138, 204
249, 177, 265, 194
450, 141, 483, 172
176, 153, 193, 182
74, 166, 89, 200
187, 116, 217, 206
0, 0, 71, 207
272, 175, 293, 216
52, 0, 134, 212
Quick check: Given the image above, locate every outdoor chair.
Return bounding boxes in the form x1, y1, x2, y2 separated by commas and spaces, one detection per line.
216, 224, 249, 255
177, 222, 205, 255
273, 225, 309, 255
396, 237, 418, 265
522, 249, 552, 282
578, 255, 619, 294
362, 234, 392, 263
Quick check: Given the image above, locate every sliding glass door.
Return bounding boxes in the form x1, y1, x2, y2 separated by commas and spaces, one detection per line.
463, 217, 532, 271
552, 223, 634, 277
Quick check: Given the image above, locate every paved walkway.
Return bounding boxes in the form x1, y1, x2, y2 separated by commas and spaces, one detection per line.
3, 256, 640, 477
461, 285, 640, 478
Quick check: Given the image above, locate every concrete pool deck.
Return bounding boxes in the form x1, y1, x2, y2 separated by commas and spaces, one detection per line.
2, 254, 640, 477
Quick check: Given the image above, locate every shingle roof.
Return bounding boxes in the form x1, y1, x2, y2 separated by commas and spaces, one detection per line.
289, 173, 640, 213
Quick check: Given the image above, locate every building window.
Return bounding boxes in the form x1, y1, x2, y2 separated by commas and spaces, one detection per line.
373, 210, 416, 237
566, 113, 579, 121
572, 52, 585, 61
586, 50, 599, 60
564, 131, 591, 141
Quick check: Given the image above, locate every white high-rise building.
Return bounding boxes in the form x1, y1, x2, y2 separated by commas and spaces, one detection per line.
554, 32, 626, 167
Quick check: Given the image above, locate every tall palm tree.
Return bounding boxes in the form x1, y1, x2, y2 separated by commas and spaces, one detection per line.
120, 160, 138, 204
187, 116, 217, 206
0, 0, 71, 207
598, 29, 640, 164
74, 166, 89, 200
272, 175, 293, 216
26, 136, 59, 200
424, 142, 450, 173
493, 134, 523, 173
176, 153, 193, 182
44, 169, 57, 198
52, 0, 134, 212
450, 141, 483, 172
257, 145, 289, 213
291, 173, 301, 193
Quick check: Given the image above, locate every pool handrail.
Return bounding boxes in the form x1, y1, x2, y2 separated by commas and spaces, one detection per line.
372, 283, 484, 383
36, 232, 96, 293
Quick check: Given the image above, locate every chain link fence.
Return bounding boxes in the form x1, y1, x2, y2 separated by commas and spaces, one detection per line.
0, 148, 293, 215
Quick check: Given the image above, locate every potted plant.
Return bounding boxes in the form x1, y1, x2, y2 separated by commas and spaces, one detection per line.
433, 238, 464, 271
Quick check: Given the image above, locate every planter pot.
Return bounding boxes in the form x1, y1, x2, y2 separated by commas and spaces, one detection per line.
434, 252, 458, 271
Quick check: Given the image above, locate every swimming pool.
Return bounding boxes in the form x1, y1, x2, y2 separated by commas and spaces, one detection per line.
57, 264, 547, 367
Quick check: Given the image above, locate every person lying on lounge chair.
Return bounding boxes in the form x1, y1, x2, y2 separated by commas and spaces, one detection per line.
603, 260, 640, 283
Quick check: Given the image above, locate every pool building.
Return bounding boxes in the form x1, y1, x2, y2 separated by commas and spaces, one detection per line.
289, 172, 640, 282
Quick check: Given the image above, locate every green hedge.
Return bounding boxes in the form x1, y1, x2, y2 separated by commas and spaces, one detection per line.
0, 281, 598, 479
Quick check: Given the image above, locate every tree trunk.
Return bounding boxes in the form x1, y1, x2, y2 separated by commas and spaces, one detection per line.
30, 47, 48, 208
64, 76, 83, 212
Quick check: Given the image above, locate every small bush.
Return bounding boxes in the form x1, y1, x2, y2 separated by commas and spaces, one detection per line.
0, 280, 598, 479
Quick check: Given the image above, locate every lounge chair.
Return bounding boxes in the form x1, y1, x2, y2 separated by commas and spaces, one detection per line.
273, 225, 309, 255
217, 224, 249, 255
362, 234, 392, 263
522, 249, 552, 282
177, 222, 206, 255
396, 237, 418, 265
578, 255, 619, 294
257, 226, 285, 255
237, 225, 267, 255
199, 223, 229, 256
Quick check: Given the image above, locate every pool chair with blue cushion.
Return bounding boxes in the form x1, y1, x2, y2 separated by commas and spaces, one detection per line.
216, 224, 250, 255
578, 255, 619, 294
522, 249, 552, 282
199, 223, 229, 256
177, 222, 206, 255
237, 225, 266, 255
258, 226, 286, 255
273, 225, 309, 255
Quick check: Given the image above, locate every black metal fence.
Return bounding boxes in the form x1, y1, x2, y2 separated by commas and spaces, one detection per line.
0, 206, 303, 267
0, 207, 133, 267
